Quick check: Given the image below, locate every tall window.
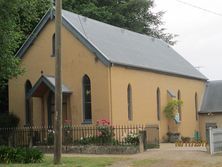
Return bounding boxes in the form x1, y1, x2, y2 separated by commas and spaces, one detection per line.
177, 90, 181, 121
83, 75, 92, 123
156, 88, 161, 121
195, 92, 198, 120
25, 80, 32, 125
52, 33, 55, 57
127, 84, 133, 121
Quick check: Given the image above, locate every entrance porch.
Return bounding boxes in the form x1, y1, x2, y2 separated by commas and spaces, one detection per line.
27, 75, 72, 127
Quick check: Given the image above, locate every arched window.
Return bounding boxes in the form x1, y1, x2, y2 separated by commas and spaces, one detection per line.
177, 90, 181, 121
82, 75, 92, 123
127, 84, 133, 121
25, 80, 32, 125
195, 92, 198, 120
156, 88, 161, 121
52, 33, 55, 57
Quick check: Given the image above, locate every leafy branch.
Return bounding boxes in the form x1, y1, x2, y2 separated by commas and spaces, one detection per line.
164, 100, 183, 119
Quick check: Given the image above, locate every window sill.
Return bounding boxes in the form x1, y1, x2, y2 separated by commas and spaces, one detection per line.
81, 120, 92, 125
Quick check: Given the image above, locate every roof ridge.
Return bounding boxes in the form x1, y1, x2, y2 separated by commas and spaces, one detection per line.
62, 9, 165, 44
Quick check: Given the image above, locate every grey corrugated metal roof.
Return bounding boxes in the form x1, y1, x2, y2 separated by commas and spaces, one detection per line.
62, 10, 207, 80
199, 81, 222, 113
16, 9, 207, 80
44, 75, 71, 93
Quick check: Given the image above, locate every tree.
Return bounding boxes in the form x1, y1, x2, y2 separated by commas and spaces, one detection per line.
62, 0, 176, 45
0, 0, 24, 89
0, 0, 50, 89
0, 0, 50, 112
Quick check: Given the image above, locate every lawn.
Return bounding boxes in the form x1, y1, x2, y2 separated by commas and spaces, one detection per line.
131, 159, 158, 167
0, 156, 124, 167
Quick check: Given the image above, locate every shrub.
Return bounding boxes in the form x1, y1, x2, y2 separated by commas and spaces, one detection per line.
181, 136, 191, 142
73, 119, 117, 146
124, 132, 139, 145
96, 119, 114, 144
0, 113, 19, 128
47, 129, 54, 145
164, 100, 183, 119
0, 146, 43, 164
77, 136, 98, 145
0, 113, 20, 145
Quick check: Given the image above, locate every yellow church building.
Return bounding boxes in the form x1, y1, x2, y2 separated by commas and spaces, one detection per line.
9, 9, 208, 141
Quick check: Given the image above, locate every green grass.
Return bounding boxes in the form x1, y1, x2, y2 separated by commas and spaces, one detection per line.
131, 159, 158, 167
0, 155, 123, 167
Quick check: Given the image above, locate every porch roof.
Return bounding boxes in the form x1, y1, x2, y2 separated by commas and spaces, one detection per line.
28, 75, 72, 98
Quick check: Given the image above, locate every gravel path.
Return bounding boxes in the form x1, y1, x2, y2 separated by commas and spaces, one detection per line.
108, 144, 222, 167
54, 144, 221, 167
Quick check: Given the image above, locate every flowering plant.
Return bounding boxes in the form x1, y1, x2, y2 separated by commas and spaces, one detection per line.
96, 119, 114, 144
47, 129, 54, 145
124, 131, 139, 145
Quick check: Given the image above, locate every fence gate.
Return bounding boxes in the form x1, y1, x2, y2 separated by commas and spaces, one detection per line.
209, 128, 222, 155
145, 124, 159, 148
206, 123, 217, 142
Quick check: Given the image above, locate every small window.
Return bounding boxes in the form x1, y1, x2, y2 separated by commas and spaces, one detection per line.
82, 75, 92, 123
52, 33, 55, 57
127, 84, 133, 121
177, 90, 181, 121
25, 80, 32, 125
156, 88, 161, 121
195, 92, 198, 120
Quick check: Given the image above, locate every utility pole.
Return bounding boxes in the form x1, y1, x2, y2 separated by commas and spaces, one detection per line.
54, 0, 62, 164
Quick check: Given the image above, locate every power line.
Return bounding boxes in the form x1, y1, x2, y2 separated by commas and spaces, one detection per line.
176, 0, 222, 17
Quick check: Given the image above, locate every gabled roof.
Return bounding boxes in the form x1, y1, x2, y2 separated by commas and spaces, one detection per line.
199, 81, 222, 113
16, 9, 208, 81
28, 75, 72, 98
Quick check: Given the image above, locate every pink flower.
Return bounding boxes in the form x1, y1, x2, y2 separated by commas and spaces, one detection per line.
96, 131, 102, 136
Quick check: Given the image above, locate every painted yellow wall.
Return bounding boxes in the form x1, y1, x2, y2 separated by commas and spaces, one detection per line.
110, 66, 206, 140
9, 20, 111, 126
199, 114, 222, 140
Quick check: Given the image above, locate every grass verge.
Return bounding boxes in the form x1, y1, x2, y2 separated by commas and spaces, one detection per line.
131, 159, 158, 167
0, 155, 124, 167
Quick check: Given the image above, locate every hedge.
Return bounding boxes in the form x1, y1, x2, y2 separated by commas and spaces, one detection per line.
0, 146, 43, 164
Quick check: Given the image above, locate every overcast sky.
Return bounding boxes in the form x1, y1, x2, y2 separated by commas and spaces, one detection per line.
154, 0, 222, 80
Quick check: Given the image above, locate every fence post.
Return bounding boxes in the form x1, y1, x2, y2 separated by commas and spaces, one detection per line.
29, 128, 33, 148
209, 127, 213, 155
139, 130, 145, 153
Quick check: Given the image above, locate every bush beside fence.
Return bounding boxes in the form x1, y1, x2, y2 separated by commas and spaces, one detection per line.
0, 146, 43, 164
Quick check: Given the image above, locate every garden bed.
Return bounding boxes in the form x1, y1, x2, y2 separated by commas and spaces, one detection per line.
34, 145, 139, 154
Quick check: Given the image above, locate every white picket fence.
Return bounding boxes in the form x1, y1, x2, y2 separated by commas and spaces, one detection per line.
209, 128, 222, 155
